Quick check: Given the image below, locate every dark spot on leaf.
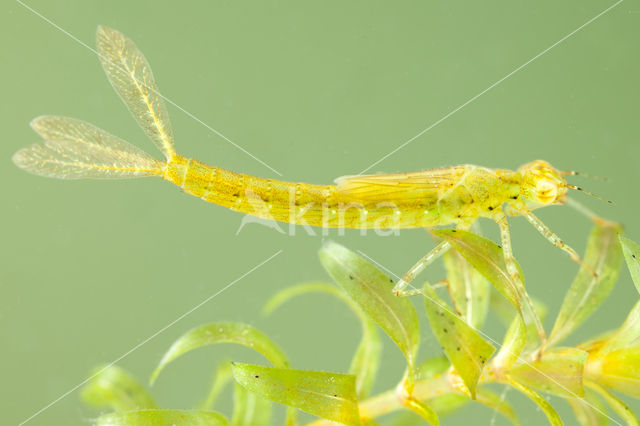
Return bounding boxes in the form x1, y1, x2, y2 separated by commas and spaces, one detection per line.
333, 394, 337, 397
456, 347, 460, 351
443, 328, 448, 333
255, 375, 259, 378
633, 254, 637, 259
452, 230, 457, 233
488, 206, 494, 211
511, 196, 518, 199
389, 279, 394, 283
233, 192, 240, 197
349, 275, 354, 280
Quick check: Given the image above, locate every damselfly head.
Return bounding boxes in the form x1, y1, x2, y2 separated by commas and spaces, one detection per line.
518, 160, 613, 207
518, 160, 568, 206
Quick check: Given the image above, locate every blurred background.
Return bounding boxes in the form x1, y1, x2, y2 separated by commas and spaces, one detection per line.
2, 0, 639, 424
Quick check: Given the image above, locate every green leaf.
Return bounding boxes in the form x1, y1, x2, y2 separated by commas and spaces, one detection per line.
549, 223, 623, 347
198, 361, 233, 410
151, 322, 289, 384
319, 241, 420, 370
588, 347, 640, 398
490, 290, 519, 327
567, 387, 609, 426
489, 291, 548, 349
422, 284, 495, 398
433, 229, 523, 316
587, 381, 640, 426
509, 347, 587, 398
507, 378, 563, 426
231, 381, 271, 426
231, 362, 360, 425
475, 388, 520, 426
443, 249, 490, 329
263, 282, 381, 398
402, 397, 439, 425
416, 356, 450, 380
413, 357, 470, 416
620, 235, 640, 294
93, 409, 228, 425
82, 365, 156, 412
391, 401, 458, 426
577, 331, 616, 356
492, 315, 527, 371
599, 300, 640, 354
262, 282, 348, 316
349, 321, 381, 400
428, 394, 468, 417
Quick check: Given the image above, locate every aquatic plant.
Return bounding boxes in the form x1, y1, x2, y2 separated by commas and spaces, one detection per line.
79, 222, 640, 425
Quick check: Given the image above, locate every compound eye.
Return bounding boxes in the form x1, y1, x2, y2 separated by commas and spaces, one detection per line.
536, 179, 558, 204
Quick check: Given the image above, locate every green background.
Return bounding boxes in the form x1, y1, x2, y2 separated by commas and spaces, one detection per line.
2, 0, 639, 424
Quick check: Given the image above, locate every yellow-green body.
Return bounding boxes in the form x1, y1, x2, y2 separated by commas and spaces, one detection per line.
164, 155, 523, 229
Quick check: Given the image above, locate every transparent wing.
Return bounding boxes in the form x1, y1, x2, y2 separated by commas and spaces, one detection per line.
335, 166, 467, 202
12, 116, 162, 179
96, 25, 176, 159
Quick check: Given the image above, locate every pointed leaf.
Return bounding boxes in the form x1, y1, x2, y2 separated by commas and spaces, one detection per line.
412, 358, 470, 416
492, 315, 527, 371
198, 361, 233, 410
152, 322, 289, 384
443, 249, 490, 329
490, 290, 519, 327
231, 362, 360, 425
489, 292, 548, 347
588, 347, 640, 398
587, 381, 640, 426
599, 300, 640, 354
403, 397, 439, 425
433, 229, 523, 315
319, 242, 420, 369
549, 223, 623, 347
93, 409, 228, 425
475, 388, 520, 426
263, 282, 381, 398
262, 282, 349, 316
422, 284, 495, 398
507, 378, 563, 426
82, 365, 156, 412
428, 394, 468, 417
577, 331, 616, 355
416, 356, 450, 381
620, 235, 640, 294
509, 347, 587, 398
231, 381, 271, 426
349, 322, 381, 400
567, 388, 610, 426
